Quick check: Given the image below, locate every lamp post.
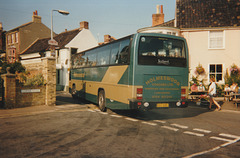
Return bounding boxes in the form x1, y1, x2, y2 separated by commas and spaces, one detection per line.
49, 9, 69, 56
51, 10, 69, 41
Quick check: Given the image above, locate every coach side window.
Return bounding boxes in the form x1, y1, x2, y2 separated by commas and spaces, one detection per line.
110, 42, 120, 64
118, 39, 130, 64
86, 50, 97, 67
97, 45, 110, 66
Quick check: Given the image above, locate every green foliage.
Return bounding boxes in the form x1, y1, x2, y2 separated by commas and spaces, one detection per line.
20, 73, 45, 86
216, 84, 224, 97
0, 61, 25, 75
190, 75, 199, 86
225, 64, 240, 86
190, 75, 205, 86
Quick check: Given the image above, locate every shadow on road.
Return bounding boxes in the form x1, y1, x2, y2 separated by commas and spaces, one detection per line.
56, 92, 225, 121
111, 102, 223, 121
56, 92, 88, 106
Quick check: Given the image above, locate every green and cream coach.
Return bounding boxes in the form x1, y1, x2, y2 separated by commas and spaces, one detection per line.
70, 33, 189, 111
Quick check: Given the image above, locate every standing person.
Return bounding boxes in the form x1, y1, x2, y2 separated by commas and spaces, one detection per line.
208, 78, 221, 111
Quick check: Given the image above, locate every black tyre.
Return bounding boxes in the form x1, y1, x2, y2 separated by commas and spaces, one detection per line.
98, 90, 106, 112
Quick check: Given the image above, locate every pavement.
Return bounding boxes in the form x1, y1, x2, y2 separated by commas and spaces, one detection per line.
189, 97, 240, 111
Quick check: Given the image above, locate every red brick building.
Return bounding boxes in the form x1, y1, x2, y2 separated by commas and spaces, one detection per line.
5, 11, 52, 63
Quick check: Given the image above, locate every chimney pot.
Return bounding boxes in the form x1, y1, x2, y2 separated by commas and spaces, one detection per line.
80, 21, 89, 29
156, 5, 160, 14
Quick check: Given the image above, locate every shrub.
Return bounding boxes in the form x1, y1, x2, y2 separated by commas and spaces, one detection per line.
225, 64, 240, 86
0, 62, 25, 75
20, 73, 45, 86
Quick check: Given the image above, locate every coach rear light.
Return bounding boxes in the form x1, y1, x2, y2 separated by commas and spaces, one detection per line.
181, 88, 187, 100
137, 88, 143, 100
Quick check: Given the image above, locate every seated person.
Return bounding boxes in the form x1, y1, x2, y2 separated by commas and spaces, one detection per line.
230, 82, 239, 100
224, 84, 231, 95
198, 82, 205, 91
190, 83, 198, 95
197, 82, 206, 95
230, 82, 238, 93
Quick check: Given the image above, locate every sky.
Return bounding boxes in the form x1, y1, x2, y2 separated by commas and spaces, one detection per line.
0, 0, 176, 42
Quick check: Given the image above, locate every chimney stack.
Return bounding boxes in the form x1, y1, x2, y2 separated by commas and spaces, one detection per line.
152, 5, 164, 27
80, 21, 89, 29
104, 35, 116, 43
0, 22, 2, 31
104, 35, 111, 43
0, 22, 2, 51
32, 10, 42, 23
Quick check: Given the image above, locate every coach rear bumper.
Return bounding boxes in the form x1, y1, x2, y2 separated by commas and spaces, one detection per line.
129, 100, 188, 110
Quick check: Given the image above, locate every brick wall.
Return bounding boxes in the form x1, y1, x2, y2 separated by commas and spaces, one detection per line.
15, 85, 46, 108
1, 57, 56, 108
22, 62, 43, 75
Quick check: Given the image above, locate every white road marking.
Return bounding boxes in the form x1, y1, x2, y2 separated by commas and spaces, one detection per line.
99, 112, 108, 115
94, 109, 101, 112
184, 131, 204, 137
87, 109, 96, 112
171, 123, 188, 129
142, 121, 157, 126
210, 136, 233, 142
153, 120, 166, 124
219, 133, 240, 139
183, 146, 221, 158
184, 135, 240, 158
161, 126, 179, 132
125, 118, 139, 122
110, 114, 122, 118
193, 128, 211, 134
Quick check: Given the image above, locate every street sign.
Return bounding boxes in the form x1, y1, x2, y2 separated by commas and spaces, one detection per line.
48, 39, 58, 46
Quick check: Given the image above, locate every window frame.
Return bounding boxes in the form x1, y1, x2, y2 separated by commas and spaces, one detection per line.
8, 48, 16, 63
208, 64, 223, 83
71, 35, 132, 69
138, 36, 187, 67
208, 30, 225, 50
15, 32, 18, 43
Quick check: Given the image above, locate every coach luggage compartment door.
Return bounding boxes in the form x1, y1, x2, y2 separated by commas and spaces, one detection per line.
143, 75, 181, 108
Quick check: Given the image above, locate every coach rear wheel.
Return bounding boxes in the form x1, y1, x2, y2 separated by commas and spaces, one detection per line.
98, 90, 106, 112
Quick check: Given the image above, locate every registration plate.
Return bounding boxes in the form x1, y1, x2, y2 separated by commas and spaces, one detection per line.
157, 103, 169, 108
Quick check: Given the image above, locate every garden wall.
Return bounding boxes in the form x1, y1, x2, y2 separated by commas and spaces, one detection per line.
1, 57, 56, 108
15, 85, 46, 108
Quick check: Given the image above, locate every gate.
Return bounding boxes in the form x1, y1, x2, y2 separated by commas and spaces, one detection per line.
0, 78, 4, 108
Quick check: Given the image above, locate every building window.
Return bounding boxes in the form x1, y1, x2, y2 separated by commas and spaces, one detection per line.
8, 48, 16, 63
209, 30, 224, 49
209, 64, 223, 82
11, 34, 15, 44
7, 35, 11, 44
15, 32, 18, 43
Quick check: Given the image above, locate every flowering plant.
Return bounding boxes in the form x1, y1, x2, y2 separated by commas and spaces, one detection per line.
230, 64, 240, 75
195, 63, 205, 75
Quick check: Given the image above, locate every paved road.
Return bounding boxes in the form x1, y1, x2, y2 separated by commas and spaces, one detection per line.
0, 93, 240, 158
